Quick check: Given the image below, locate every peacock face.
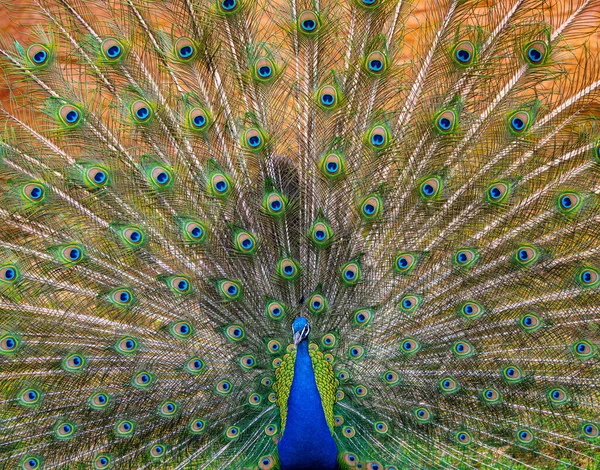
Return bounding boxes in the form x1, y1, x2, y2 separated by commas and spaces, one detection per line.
292, 317, 310, 345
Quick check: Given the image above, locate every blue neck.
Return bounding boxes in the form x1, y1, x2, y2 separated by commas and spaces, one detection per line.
278, 340, 338, 469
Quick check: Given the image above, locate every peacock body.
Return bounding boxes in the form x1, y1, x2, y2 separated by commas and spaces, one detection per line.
0, 0, 599, 468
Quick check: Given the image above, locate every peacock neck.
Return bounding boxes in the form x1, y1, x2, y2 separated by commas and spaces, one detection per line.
278, 339, 339, 470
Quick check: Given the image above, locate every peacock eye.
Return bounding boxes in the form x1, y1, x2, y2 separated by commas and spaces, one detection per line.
400, 337, 420, 354
218, 0, 239, 13
298, 10, 320, 34
367, 124, 390, 150
420, 177, 442, 200
115, 419, 134, 436
360, 195, 382, 219
86, 167, 110, 188
318, 85, 338, 109
435, 110, 456, 134
132, 371, 153, 388
22, 456, 41, 469
524, 41, 547, 65
102, 38, 124, 61
243, 128, 266, 150
453, 40, 475, 66
131, 100, 153, 123
27, 44, 50, 66
0, 265, 19, 284
517, 429, 534, 444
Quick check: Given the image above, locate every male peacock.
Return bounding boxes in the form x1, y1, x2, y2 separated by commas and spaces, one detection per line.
0, 0, 599, 468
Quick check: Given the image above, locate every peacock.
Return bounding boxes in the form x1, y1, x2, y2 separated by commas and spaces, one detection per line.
1, 0, 600, 467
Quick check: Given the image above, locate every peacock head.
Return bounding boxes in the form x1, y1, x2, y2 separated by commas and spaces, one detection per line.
292, 317, 310, 346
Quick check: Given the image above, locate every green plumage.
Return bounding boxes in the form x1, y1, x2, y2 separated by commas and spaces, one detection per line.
0, 0, 599, 468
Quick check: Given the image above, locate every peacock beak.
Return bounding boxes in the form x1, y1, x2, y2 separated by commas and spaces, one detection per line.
293, 330, 303, 346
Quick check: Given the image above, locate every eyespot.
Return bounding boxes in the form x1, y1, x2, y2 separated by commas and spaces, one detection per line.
268, 392, 277, 403
59, 244, 85, 264
321, 333, 337, 349
59, 105, 82, 126
516, 429, 534, 444
265, 192, 287, 215
486, 182, 510, 204
218, 0, 239, 14
519, 312, 542, 332
185, 356, 205, 374
86, 166, 110, 188
573, 340, 595, 359
454, 248, 478, 268
182, 220, 206, 243
353, 385, 368, 398
334, 416, 344, 427
27, 44, 50, 66
298, 11, 320, 35
360, 195, 382, 219
217, 279, 241, 300
94, 454, 111, 469
508, 111, 530, 134
209, 172, 232, 197
336, 389, 345, 400
547, 387, 568, 405
150, 444, 165, 459
131, 100, 153, 123
235, 230, 257, 254
399, 294, 421, 314
342, 426, 355, 438
452, 340, 474, 358
579, 267, 600, 288
481, 387, 501, 404
557, 192, 582, 214
400, 337, 421, 355
459, 301, 484, 320
373, 421, 389, 434
317, 85, 339, 109
158, 400, 178, 417
357, 0, 380, 8
55, 422, 75, 439
175, 37, 196, 61
188, 108, 210, 130
0, 265, 19, 284
320, 153, 345, 178
353, 308, 373, 326
502, 365, 524, 383
168, 276, 192, 294
435, 110, 456, 134
121, 227, 145, 247
21, 182, 46, 205
515, 245, 539, 266
132, 371, 153, 388
439, 376, 459, 393
453, 40, 475, 66
343, 453, 357, 465
87, 391, 109, 410
414, 407, 432, 423
115, 336, 138, 355
277, 257, 300, 281
365, 51, 388, 75
115, 419, 134, 436
265, 423, 278, 436
524, 41, 547, 66
224, 425, 240, 439
185, 418, 205, 434
22, 456, 42, 470
108, 287, 135, 307
366, 462, 383, 470
18, 388, 41, 406
148, 165, 173, 189
310, 221, 333, 246
337, 369, 351, 382
254, 57, 276, 82
169, 321, 192, 339
348, 344, 365, 360
0, 334, 19, 354
261, 377, 273, 387
456, 431, 472, 446
308, 294, 327, 314
367, 125, 390, 149
394, 253, 416, 273
582, 422, 599, 439
266, 300, 285, 320
420, 177, 442, 200
240, 354, 257, 370
341, 261, 361, 286
225, 324, 245, 341
101, 38, 124, 61
247, 392, 262, 406
63, 353, 85, 372
243, 128, 266, 151
382, 370, 400, 385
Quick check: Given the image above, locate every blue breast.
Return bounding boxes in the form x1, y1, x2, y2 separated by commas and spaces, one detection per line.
278, 340, 339, 469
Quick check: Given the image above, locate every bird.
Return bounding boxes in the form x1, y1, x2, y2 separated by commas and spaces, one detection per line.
0, 0, 599, 467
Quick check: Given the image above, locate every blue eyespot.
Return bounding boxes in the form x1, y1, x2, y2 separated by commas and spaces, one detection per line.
66, 110, 79, 123
221, 0, 236, 10
423, 184, 434, 196
107, 45, 121, 58
321, 93, 334, 106
193, 115, 206, 127
511, 116, 525, 131
438, 117, 451, 130
258, 66, 272, 78
371, 133, 384, 146
136, 107, 149, 120
34, 50, 48, 64
527, 47, 542, 63
344, 269, 355, 280
302, 19, 316, 30
215, 180, 228, 192
455, 49, 470, 63
248, 135, 261, 147
326, 161, 338, 173
129, 231, 141, 243
364, 204, 375, 214
369, 59, 383, 72
179, 45, 193, 58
